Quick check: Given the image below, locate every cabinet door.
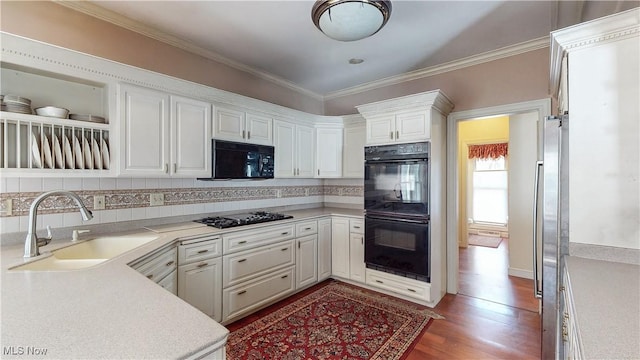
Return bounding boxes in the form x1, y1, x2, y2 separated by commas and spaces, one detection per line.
120, 84, 170, 176
395, 110, 430, 142
343, 125, 365, 178
214, 107, 245, 142
331, 217, 350, 279
296, 124, 315, 177
245, 112, 273, 145
317, 218, 332, 281
171, 96, 211, 177
315, 127, 343, 178
296, 234, 318, 289
158, 270, 178, 295
349, 232, 365, 283
274, 120, 295, 178
366, 115, 395, 145
178, 257, 223, 322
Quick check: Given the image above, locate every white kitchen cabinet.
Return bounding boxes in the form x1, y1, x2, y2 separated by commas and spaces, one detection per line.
130, 245, 178, 291
315, 127, 343, 178
120, 84, 169, 176
120, 84, 211, 177
171, 95, 211, 177
157, 269, 178, 295
343, 123, 366, 178
178, 257, 223, 322
331, 217, 350, 279
296, 234, 318, 289
177, 235, 223, 322
214, 106, 272, 145
223, 240, 295, 287
274, 120, 315, 178
317, 218, 332, 281
365, 110, 430, 145
349, 219, 365, 282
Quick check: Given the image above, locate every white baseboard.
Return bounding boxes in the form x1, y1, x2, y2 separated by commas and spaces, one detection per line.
508, 267, 534, 279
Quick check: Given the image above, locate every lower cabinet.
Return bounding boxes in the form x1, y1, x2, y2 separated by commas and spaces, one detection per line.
296, 234, 318, 289
331, 216, 365, 283
158, 269, 178, 294
178, 258, 223, 322
317, 218, 332, 281
366, 268, 431, 303
131, 245, 178, 295
177, 235, 223, 322
222, 266, 295, 322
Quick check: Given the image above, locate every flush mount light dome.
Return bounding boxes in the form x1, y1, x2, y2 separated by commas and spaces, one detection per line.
312, 0, 392, 42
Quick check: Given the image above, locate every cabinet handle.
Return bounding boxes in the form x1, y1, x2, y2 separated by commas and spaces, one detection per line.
353, 226, 360, 229
281, 248, 288, 251
396, 130, 399, 139
247, 131, 251, 139
173, 163, 177, 173
298, 241, 300, 249
238, 290, 247, 295
165, 261, 175, 267
238, 258, 247, 263
242, 130, 246, 139
164, 163, 168, 173
281, 275, 288, 279
361, 236, 364, 245
304, 227, 312, 230
375, 279, 383, 284
407, 288, 416, 293
197, 249, 209, 254
147, 274, 154, 279
281, 232, 289, 235
390, 131, 394, 140
317, 169, 320, 176
238, 240, 247, 244
197, 262, 208, 268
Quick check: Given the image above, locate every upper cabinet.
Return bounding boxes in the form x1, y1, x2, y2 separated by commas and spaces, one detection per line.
357, 91, 453, 146
120, 84, 210, 177
274, 120, 314, 178
343, 119, 366, 178
214, 106, 272, 145
315, 126, 343, 178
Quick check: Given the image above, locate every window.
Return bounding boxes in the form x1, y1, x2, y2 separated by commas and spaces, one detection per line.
471, 156, 508, 225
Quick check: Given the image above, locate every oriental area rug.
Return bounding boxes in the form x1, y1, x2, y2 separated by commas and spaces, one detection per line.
225, 280, 444, 360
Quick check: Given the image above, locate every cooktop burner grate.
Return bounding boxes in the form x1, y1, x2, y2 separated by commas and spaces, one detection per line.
194, 211, 293, 229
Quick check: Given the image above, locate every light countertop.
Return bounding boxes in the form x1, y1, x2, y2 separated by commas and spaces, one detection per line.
565, 256, 640, 359
1, 207, 363, 359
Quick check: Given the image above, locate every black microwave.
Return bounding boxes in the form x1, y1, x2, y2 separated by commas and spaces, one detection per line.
199, 139, 274, 180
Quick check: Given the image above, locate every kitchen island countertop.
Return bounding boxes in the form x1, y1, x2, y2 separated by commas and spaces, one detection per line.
0, 206, 362, 359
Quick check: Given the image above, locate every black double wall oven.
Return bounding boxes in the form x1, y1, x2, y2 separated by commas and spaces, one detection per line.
364, 142, 431, 282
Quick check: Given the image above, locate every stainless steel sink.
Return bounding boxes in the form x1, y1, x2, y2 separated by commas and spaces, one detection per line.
12, 234, 158, 271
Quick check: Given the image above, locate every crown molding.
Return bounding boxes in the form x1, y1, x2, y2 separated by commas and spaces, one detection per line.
324, 36, 550, 100
54, 1, 324, 102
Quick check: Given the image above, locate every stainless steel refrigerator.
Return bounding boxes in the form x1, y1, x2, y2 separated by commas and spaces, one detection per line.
534, 114, 570, 360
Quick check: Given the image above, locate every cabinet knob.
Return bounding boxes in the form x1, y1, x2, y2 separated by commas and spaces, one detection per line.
165, 261, 175, 267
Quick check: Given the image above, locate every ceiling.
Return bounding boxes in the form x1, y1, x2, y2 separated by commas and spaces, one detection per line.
71, 1, 637, 97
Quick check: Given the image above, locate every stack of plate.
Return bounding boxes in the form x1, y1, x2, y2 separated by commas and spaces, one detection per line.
1, 94, 33, 114
69, 114, 106, 124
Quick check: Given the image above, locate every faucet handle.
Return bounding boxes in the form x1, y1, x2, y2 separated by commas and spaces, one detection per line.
72, 229, 91, 241
45, 225, 53, 240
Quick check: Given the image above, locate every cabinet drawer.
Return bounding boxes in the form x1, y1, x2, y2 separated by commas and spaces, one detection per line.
223, 223, 295, 254
135, 247, 178, 283
223, 240, 295, 287
296, 220, 318, 237
366, 269, 431, 302
350, 219, 364, 234
178, 236, 222, 264
222, 266, 295, 322
158, 269, 177, 295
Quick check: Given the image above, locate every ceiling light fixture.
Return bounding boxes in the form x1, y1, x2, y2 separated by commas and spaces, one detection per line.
311, 0, 392, 42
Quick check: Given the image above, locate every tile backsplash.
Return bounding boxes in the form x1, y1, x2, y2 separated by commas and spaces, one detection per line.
0, 177, 363, 236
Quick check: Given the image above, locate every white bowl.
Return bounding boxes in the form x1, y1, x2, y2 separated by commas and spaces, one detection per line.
35, 106, 69, 119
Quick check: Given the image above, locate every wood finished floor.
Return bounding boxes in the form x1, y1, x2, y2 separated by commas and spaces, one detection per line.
406, 238, 541, 359
227, 238, 542, 359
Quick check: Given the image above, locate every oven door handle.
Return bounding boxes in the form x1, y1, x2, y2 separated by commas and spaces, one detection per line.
365, 159, 428, 164
365, 215, 429, 224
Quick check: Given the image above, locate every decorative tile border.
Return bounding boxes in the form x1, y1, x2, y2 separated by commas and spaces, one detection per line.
0, 185, 363, 217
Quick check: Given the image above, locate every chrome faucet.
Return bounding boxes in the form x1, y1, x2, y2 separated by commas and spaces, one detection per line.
24, 190, 93, 258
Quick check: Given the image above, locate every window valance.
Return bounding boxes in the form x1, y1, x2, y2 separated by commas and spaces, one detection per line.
468, 143, 508, 159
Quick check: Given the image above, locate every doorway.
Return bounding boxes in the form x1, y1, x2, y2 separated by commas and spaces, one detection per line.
446, 99, 550, 312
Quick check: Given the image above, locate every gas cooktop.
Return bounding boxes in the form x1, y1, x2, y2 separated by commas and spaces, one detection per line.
194, 211, 293, 229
